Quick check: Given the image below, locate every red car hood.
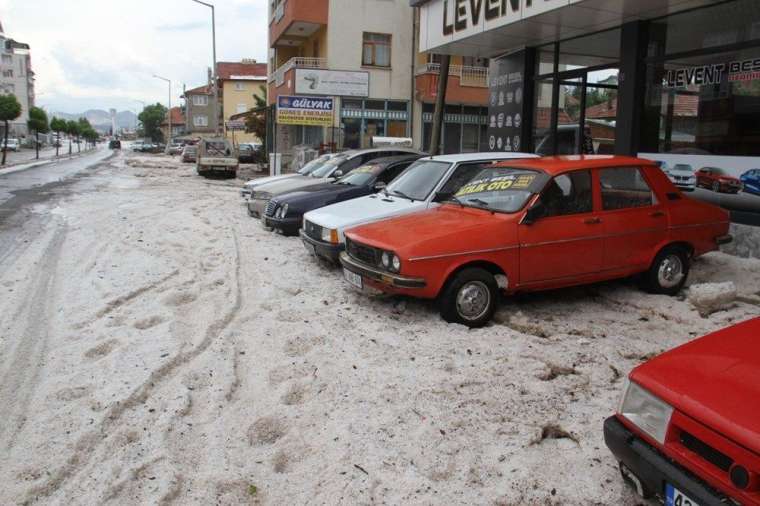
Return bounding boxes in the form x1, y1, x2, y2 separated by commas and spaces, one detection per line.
632, 318, 760, 453
345, 204, 516, 256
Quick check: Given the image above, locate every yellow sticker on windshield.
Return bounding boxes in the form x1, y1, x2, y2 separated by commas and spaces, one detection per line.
352, 165, 376, 174
456, 174, 536, 196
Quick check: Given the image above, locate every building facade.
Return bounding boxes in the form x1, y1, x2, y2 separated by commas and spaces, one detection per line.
0, 21, 35, 138
182, 83, 218, 137
161, 107, 186, 141
217, 60, 268, 145
412, 0, 760, 227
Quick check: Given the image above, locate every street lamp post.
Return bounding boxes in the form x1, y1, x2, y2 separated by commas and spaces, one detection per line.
190, 0, 219, 137
153, 75, 172, 153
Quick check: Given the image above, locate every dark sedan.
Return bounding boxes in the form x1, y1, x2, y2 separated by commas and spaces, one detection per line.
263, 155, 422, 235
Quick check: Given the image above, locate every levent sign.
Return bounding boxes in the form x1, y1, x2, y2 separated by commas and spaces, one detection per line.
420, 0, 568, 52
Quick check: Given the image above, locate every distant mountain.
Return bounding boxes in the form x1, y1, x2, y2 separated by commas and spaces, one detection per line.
50, 109, 138, 132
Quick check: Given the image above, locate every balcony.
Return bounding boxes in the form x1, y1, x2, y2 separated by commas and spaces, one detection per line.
268, 57, 328, 104
269, 0, 328, 48
415, 64, 490, 105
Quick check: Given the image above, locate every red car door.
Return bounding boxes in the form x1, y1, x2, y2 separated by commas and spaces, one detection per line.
598, 166, 668, 272
518, 169, 604, 285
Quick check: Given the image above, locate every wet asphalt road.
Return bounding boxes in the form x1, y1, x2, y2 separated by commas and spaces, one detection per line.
0, 147, 114, 227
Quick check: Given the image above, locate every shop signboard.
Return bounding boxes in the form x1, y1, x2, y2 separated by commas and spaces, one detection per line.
225, 120, 246, 131
294, 69, 369, 98
487, 51, 525, 153
276, 96, 334, 127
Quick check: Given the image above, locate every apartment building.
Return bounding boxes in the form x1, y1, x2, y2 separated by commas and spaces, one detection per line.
182, 83, 217, 136
266, 0, 491, 160
217, 60, 268, 145
161, 107, 186, 141
0, 21, 35, 137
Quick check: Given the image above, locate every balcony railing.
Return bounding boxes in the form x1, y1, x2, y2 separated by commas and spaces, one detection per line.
416, 63, 489, 88
270, 57, 328, 87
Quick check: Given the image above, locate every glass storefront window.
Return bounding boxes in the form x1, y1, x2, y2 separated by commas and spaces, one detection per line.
643, 46, 760, 156
533, 79, 554, 153
363, 119, 385, 148
343, 118, 361, 149
535, 45, 555, 77
558, 28, 621, 72
647, 0, 760, 58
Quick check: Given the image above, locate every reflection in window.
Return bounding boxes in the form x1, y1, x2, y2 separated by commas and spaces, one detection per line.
600, 167, 654, 210
539, 171, 593, 217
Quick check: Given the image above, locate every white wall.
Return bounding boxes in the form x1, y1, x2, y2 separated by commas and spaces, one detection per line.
326, 0, 415, 102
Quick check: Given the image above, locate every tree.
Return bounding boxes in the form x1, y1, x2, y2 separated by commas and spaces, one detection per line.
28, 106, 50, 160
50, 117, 66, 157
77, 117, 93, 152
244, 85, 268, 160
138, 103, 168, 143
0, 94, 22, 165
66, 120, 79, 156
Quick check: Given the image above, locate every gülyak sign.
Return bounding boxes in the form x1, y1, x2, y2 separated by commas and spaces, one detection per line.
664, 57, 760, 88
277, 95, 334, 127
442, 0, 557, 35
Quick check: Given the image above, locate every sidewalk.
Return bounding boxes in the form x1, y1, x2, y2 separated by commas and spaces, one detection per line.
0, 148, 100, 174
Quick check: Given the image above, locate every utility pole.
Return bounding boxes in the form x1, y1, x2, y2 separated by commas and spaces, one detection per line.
429, 55, 450, 156
190, 0, 219, 136
153, 75, 172, 153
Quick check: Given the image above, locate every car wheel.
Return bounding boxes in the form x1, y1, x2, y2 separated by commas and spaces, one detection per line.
643, 246, 690, 295
439, 268, 498, 328
712, 181, 720, 192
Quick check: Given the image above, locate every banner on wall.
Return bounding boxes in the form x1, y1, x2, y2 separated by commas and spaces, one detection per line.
487, 52, 525, 153
294, 69, 369, 97
276, 96, 334, 127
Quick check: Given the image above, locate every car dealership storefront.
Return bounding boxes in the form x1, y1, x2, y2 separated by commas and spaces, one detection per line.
413, 0, 760, 229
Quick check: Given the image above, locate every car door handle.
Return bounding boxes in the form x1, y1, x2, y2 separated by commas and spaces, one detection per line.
650, 211, 666, 218
584, 217, 602, 225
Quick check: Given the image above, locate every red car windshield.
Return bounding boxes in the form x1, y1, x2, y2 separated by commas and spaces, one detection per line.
451, 167, 546, 213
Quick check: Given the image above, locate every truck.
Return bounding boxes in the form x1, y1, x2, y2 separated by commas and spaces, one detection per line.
196, 138, 239, 178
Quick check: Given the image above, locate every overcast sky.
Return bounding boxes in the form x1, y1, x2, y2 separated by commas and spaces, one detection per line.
1, 0, 268, 114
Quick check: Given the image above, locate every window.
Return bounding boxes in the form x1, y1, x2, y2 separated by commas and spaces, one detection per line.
2, 70, 12, 78
438, 163, 488, 198
193, 115, 209, 127
599, 167, 655, 210
235, 82, 246, 91
539, 171, 593, 217
236, 104, 247, 114
362, 32, 391, 67
192, 95, 209, 107
376, 161, 412, 184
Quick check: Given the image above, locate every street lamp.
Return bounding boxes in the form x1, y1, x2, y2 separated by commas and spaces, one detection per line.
190, 0, 219, 137
153, 74, 172, 153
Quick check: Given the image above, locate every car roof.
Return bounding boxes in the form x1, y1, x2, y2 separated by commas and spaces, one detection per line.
419, 152, 537, 163
493, 155, 656, 175
356, 154, 423, 167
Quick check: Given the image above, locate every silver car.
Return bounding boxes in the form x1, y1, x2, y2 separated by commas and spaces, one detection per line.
662, 162, 697, 192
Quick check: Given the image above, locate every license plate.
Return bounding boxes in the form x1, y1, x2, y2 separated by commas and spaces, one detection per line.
343, 268, 363, 289
303, 241, 316, 256
666, 484, 700, 506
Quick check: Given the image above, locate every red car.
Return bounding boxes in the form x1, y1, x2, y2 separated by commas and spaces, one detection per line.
696, 167, 743, 194
605, 317, 760, 505
340, 156, 732, 327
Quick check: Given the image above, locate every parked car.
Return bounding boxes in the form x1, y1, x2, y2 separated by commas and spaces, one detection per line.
662, 163, 696, 192
696, 167, 743, 193
181, 145, 197, 163
108, 139, 121, 150
240, 153, 341, 200
131, 140, 145, 152
740, 168, 760, 196
196, 138, 238, 178
238, 143, 262, 164
301, 152, 536, 264
168, 141, 184, 155
248, 148, 422, 219
340, 156, 732, 327
605, 317, 760, 506
265, 155, 423, 235
1, 138, 20, 152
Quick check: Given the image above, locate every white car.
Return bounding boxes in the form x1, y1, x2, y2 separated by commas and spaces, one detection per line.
300, 152, 538, 263
663, 162, 697, 192
240, 153, 340, 200
2, 138, 19, 152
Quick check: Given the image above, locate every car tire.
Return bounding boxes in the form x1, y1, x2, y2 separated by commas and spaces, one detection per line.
642, 246, 690, 295
439, 268, 498, 328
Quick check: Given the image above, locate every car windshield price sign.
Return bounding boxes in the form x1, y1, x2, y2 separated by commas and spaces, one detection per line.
277, 95, 334, 127
487, 51, 525, 153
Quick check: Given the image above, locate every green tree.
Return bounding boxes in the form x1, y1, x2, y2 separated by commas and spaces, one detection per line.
244, 85, 268, 160
0, 94, 22, 165
28, 106, 50, 160
50, 117, 67, 157
66, 120, 79, 156
138, 103, 168, 143
77, 117, 93, 152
